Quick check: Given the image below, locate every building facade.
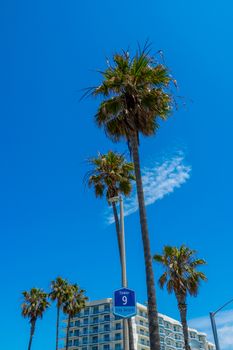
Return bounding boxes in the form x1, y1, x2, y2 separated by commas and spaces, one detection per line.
62, 298, 215, 350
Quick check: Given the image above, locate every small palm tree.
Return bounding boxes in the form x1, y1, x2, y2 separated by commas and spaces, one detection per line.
154, 245, 207, 350
63, 284, 88, 350
87, 150, 135, 350
21, 288, 50, 350
50, 277, 69, 350
87, 150, 135, 262
90, 44, 174, 350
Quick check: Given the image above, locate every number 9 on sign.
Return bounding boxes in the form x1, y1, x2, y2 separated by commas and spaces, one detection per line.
122, 296, 127, 305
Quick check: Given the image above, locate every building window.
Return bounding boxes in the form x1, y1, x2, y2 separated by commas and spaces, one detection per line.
92, 347, 98, 350
83, 337, 88, 344
93, 306, 99, 314
104, 314, 110, 322
83, 327, 88, 335
104, 304, 110, 312
104, 324, 110, 332
104, 345, 110, 350
165, 322, 171, 328
92, 326, 98, 334
115, 344, 121, 350
115, 323, 121, 330
84, 307, 89, 315
104, 334, 110, 342
92, 316, 98, 324
115, 333, 121, 341
92, 336, 98, 344
74, 329, 79, 336
75, 320, 80, 326
159, 317, 163, 325
74, 339, 79, 346
83, 318, 88, 325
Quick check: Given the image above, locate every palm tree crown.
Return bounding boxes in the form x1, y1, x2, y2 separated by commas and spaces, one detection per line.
21, 288, 50, 323
92, 45, 173, 146
50, 276, 69, 307
21, 288, 50, 350
154, 245, 207, 297
63, 284, 88, 317
87, 150, 135, 201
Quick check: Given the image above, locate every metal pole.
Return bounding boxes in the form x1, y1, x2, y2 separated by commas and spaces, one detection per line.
120, 196, 129, 350
210, 312, 220, 350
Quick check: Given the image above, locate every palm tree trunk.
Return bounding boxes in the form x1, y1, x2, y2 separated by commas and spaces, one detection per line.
66, 315, 71, 350
28, 319, 36, 350
56, 305, 60, 350
112, 204, 135, 350
176, 294, 191, 350
130, 132, 160, 350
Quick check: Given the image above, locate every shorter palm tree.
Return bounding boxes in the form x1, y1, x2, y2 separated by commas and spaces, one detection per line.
50, 277, 69, 350
154, 245, 207, 350
63, 284, 88, 350
21, 288, 50, 350
87, 150, 135, 263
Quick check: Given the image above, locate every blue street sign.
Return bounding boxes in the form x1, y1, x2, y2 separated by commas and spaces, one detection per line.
113, 288, 136, 318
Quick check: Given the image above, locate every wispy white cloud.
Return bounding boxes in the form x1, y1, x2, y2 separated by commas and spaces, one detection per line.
107, 151, 191, 224
189, 309, 233, 349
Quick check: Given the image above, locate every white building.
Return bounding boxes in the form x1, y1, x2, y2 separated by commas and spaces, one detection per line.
62, 298, 215, 350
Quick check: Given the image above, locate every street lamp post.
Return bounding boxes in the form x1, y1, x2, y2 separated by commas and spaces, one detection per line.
119, 196, 129, 350
210, 298, 233, 350
109, 196, 129, 350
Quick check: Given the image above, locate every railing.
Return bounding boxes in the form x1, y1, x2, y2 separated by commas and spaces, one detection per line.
75, 309, 111, 317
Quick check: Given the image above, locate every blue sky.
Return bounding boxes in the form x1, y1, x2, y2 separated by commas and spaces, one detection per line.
1, 0, 233, 349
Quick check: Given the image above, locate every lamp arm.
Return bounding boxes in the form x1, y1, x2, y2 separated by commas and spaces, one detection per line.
213, 298, 233, 316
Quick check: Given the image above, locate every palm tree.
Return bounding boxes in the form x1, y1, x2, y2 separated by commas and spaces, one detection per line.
154, 245, 207, 350
21, 288, 50, 350
91, 44, 174, 350
50, 277, 69, 350
87, 150, 135, 350
63, 284, 88, 350
87, 150, 135, 265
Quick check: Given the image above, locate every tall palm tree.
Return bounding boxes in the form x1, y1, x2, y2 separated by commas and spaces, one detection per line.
63, 284, 88, 350
154, 245, 207, 350
21, 288, 50, 350
87, 150, 135, 350
91, 45, 174, 350
50, 277, 69, 350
